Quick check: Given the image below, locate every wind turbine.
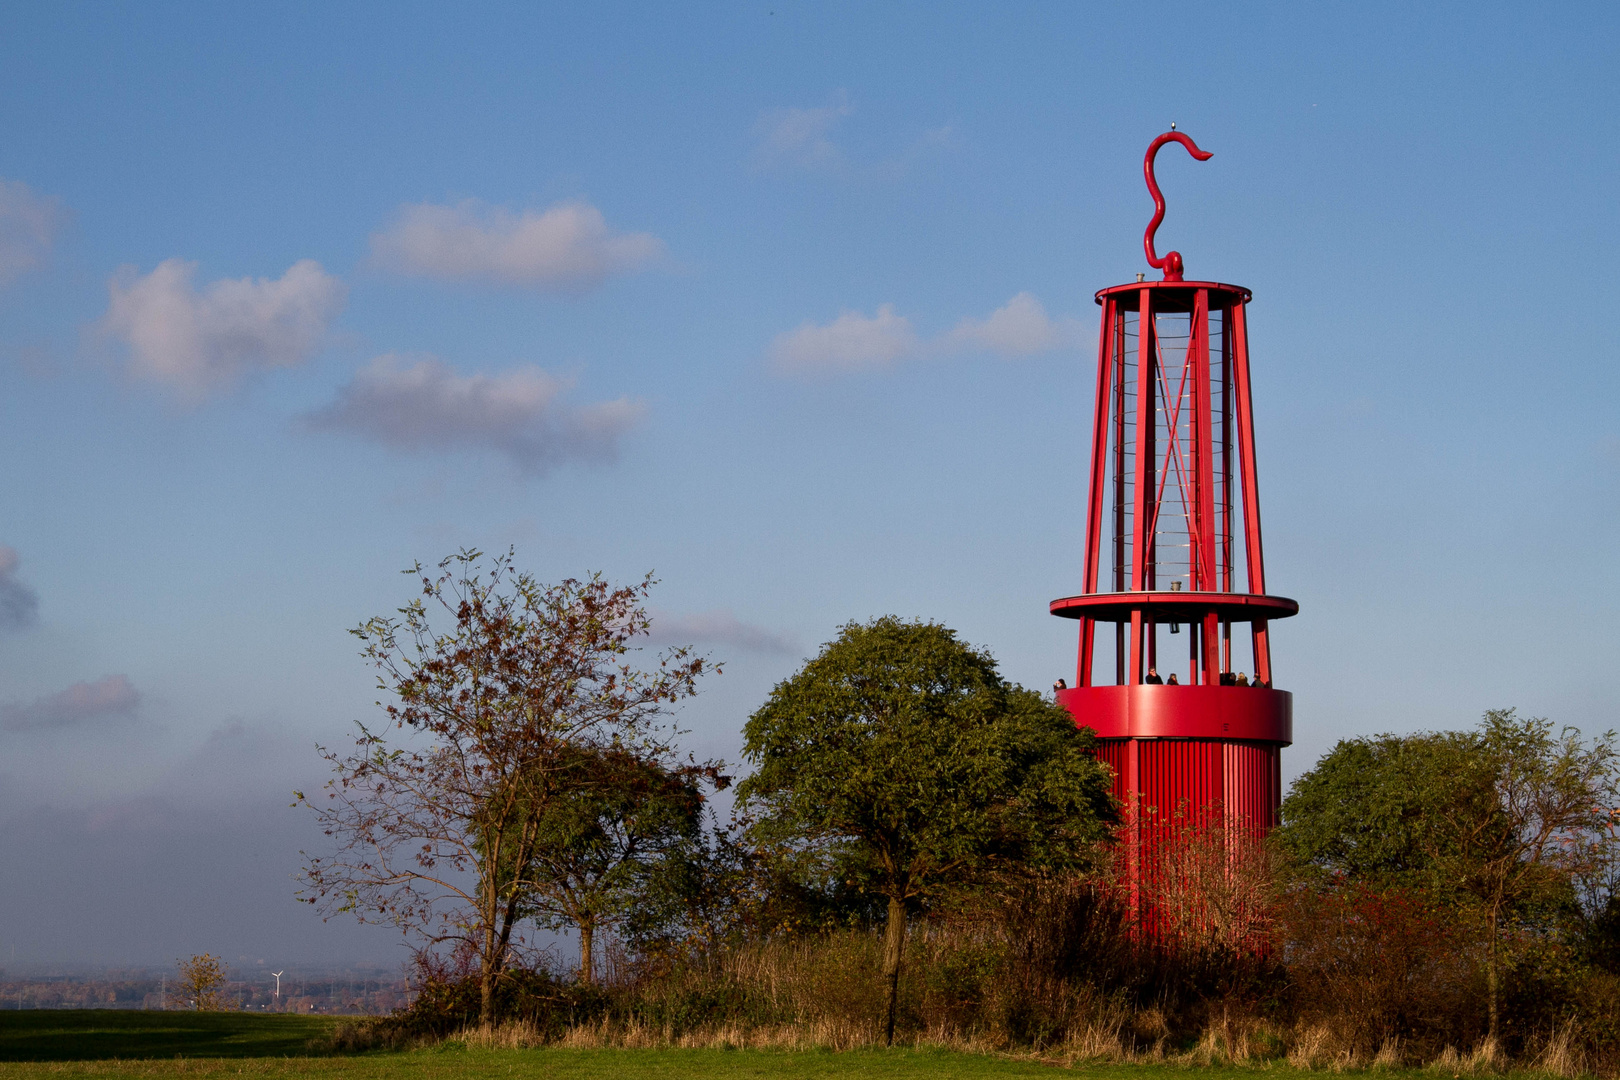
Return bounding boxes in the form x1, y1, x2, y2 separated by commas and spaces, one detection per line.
272, 971, 283, 1007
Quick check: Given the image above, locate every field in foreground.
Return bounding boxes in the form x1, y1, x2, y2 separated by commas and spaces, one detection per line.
0, 1011, 1559, 1080
0, 1010, 338, 1062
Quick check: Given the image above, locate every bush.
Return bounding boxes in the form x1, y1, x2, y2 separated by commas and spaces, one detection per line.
357, 952, 603, 1044
1275, 879, 1480, 1057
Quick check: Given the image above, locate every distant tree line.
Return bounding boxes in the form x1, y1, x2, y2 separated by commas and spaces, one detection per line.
300, 552, 1620, 1065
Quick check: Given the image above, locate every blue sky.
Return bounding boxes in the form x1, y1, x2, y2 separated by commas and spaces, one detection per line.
0, 2, 1617, 967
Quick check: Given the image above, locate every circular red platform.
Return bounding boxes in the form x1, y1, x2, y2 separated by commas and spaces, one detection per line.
1056, 684, 1292, 745
1048, 591, 1298, 624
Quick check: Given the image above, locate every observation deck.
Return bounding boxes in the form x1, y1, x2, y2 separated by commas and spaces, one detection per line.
1049, 590, 1297, 625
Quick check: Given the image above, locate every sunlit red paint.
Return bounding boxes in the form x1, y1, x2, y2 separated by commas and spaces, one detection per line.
1051, 132, 1298, 911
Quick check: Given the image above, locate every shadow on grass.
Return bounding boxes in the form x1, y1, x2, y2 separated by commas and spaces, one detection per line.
0, 1009, 344, 1061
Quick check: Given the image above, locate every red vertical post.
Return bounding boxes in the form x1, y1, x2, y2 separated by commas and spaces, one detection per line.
1220, 305, 1234, 674
1077, 300, 1116, 687
1144, 296, 1159, 677
1191, 290, 1216, 590
1191, 290, 1221, 685
1229, 301, 1272, 683
1189, 612, 1200, 685
1113, 301, 1128, 683
1129, 290, 1155, 683
1128, 737, 1142, 923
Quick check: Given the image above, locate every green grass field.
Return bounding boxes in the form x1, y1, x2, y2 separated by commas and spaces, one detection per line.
0, 1010, 1470, 1080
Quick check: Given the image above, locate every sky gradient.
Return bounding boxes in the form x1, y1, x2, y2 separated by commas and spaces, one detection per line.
1, 2, 1617, 968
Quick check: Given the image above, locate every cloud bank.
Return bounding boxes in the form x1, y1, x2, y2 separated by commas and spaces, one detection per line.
646, 609, 796, 655
0, 178, 65, 286
101, 259, 346, 400
0, 546, 39, 632
370, 199, 662, 291
770, 293, 1081, 375
305, 354, 645, 475
2, 674, 139, 732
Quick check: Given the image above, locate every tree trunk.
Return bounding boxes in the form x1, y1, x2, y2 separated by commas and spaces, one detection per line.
1486, 908, 1499, 1045
480, 908, 501, 1028
882, 894, 906, 1046
579, 919, 595, 985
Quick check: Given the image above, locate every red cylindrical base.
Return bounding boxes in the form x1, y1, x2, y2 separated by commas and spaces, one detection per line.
1056, 685, 1288, 834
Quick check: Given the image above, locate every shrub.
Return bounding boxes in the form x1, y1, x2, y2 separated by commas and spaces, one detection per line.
1275, 878, 1479, 1056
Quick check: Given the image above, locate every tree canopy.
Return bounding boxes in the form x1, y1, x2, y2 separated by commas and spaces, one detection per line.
492, 743, 724, 984
1276, 729, 1473, 884
737, 616, 1116, 1042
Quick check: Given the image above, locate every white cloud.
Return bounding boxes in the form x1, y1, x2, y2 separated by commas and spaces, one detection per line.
0, 546, 39, 632
646, 609, 796, 655
101, 258, 346, 400
944, 292, 1081, 355
0, 178, 64, 286
370, 199, 662, 290
768, 304, 917, 375
754, 93, 853, 171
2, 675, 139, 732
769, 294, 1081, 376
305, 353, 645, 475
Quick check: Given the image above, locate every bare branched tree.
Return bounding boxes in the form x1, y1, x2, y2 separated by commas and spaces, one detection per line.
1139, 806, 1277, 953
297, 550, 711, 1026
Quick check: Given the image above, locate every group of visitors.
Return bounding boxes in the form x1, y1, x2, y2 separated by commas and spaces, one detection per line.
1145, 667, 1270, 687
1051, 670, 1274, 691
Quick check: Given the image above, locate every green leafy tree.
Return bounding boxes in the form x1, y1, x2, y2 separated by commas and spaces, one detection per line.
495, 744, 724, 983
737, 616, 1117, 1044
1278, 708, 1620, 1043
1276, 729, 1468, 885
621, 813, 760, 959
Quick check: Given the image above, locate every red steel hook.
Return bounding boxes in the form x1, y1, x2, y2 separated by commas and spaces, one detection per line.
1143, 131, 1213, 282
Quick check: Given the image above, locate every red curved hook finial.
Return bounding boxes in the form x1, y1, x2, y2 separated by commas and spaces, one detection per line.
1144, 131, 1213, 282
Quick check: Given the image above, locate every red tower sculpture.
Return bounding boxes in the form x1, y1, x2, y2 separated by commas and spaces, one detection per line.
1052, 131, 1298, 892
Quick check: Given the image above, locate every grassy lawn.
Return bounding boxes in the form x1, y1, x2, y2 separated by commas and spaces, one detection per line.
0, 1047, 1325, 1080
0, 1011, 1456, 1080
0, 1009, 339, 1062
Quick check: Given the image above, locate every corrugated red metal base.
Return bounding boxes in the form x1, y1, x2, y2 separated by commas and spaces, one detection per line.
1094, 737, 1281, 832
1092, 737, 1282, 941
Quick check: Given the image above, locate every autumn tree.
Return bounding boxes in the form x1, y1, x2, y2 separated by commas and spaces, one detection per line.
737, 616, 1116, 1044
177, 953, 228, 1011
297, 550, 711, 1026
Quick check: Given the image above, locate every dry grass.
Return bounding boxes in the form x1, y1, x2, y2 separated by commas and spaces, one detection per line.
481, 912, 1618, 1077
350, 852, 1620, 1077
1373, 1038, 1405, 1069
1532, 1022, 1588, 1079
423, 1012, 1606, 1077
